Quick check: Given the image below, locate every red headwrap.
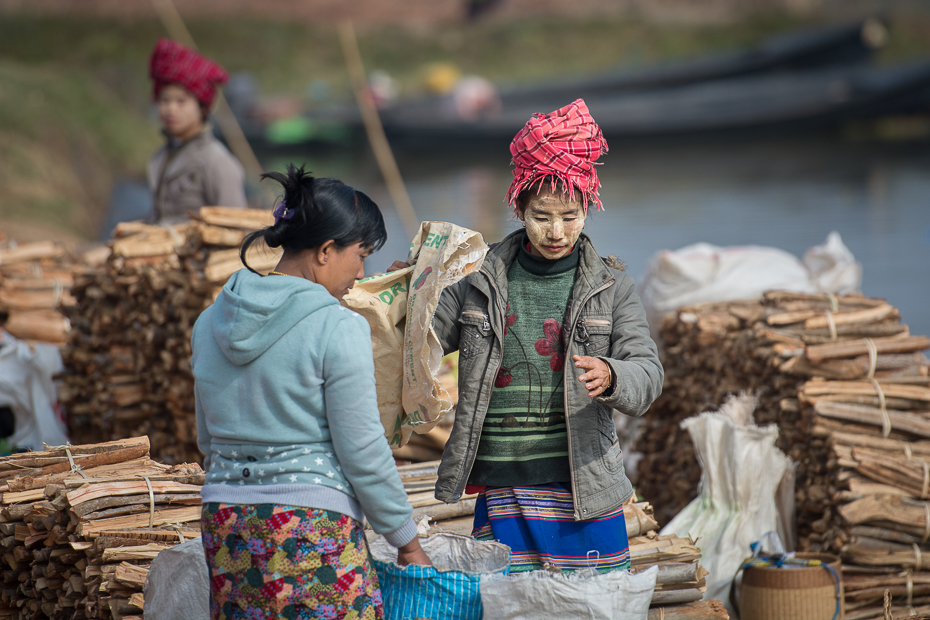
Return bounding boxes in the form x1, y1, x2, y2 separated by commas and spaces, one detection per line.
506, 98, 609, 214
149, 38, 228, 109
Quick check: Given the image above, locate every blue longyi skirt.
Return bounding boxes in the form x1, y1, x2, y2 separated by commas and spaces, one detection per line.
471, 483, 631, 574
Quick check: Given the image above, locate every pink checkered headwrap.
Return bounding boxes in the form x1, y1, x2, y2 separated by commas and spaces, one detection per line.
150, 38, 228, 108
507, 98, 609, 214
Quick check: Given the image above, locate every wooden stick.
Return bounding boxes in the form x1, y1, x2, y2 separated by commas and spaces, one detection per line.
650, 589, 705, 605
804, 304, 896, 330
338, 20, 419, 239
806, 336, 929, 364
647, 601, 729, 620
815, 402, 930, 439
802, 380, 930, 403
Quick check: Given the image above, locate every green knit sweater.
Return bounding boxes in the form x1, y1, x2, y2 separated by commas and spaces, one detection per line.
468, 240, 578, 487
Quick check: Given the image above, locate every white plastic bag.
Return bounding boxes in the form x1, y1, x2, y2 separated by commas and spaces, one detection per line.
803, 230, 862, 294
639, 232, 861, 334
659, 394, 794, 618
480, 565, 657, 620
368, 532, 510, 620
143, 536, 208, 620
0, 333, 68, 451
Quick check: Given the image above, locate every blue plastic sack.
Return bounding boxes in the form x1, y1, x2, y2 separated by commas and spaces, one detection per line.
368, 532, 510, 620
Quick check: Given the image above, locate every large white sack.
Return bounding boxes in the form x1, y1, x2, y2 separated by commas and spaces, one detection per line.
639, 231, 861, 334
803, 230, 862, 294
659, 394, 793, 618
143, 536, 209, 620
480, 565, 657, 620
0, 333, 68, 451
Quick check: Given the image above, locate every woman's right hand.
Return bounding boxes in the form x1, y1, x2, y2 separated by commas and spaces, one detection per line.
396, 537, 432, 566
387, 261, 410, 273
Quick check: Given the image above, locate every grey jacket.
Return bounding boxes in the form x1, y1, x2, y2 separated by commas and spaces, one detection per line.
432, 230, 663, 520
147, 125, 247, 225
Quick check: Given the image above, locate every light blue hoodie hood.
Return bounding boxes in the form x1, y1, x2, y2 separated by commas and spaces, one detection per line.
212, 269, 338, 366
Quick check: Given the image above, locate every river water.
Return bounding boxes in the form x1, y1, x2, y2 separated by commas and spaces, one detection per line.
261, 136, 930, 338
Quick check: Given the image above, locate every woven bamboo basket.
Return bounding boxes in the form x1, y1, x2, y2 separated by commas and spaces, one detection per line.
740, 552, 844, 620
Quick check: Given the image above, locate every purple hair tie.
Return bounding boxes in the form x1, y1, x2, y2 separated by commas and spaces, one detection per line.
272, 201, 294, 222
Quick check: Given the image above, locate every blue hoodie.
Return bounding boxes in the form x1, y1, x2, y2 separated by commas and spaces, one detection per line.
192, 268, 415, 547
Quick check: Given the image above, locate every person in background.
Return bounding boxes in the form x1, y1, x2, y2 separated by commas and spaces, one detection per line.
148, 38, 247, 224
429, 99, 664, 574
193, 165, 430, 620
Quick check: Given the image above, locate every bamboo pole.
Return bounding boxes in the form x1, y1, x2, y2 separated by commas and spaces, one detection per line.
149, 0, 264, 182
338, 20, 420, 239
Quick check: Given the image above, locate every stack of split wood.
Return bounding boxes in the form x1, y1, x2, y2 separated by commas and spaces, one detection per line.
61, 209, 280, 464
638, 290, 927, 620
636, 292, 928, 538
393, 461, 727, 619
0, 436, 203, 620
0, 241, 96, 346
796, 356, 930, 618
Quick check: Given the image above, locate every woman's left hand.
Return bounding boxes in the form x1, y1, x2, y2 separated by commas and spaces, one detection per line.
573, 355, 612, 398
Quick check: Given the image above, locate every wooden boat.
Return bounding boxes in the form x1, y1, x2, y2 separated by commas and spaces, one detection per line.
378, 60, 930, 144
239, 19, 886, 148
500, 17, 885, 103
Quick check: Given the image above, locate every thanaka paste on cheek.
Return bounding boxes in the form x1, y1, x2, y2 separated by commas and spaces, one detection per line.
522, 194, 587, 260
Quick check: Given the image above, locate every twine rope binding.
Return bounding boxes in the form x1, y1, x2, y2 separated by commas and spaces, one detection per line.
138, 475, 155, 528
52, 277, 63, 307
923, 503, 930, 545
826, 293, 840, 313
870, 379, 891, 438
921, 459, 930, 501
865, 338, 879, 380
44, 442, 89, 479
161, 522, 187, 543
902, 442, 913, 460
161, 224, 184, 248
912, 544, 923, 572
906, 571, 914, 611
824, 311, 838, 341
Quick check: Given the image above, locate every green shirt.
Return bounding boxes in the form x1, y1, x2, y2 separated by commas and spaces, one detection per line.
469, 240, 578, 486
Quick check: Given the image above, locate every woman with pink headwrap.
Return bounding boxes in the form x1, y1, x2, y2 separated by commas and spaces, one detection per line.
147, 38, 247, 224
430, 99, 664, 573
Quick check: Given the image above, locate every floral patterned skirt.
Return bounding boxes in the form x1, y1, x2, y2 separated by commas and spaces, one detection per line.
201, 503, 384, 620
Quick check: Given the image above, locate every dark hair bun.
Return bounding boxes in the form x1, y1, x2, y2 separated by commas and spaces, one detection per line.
240, 164, 387, 273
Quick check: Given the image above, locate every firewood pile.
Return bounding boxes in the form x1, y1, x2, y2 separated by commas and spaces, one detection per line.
0, 241, 105, 346
637, 290, 928, 620
799, 368, 930, 618
0, 436, 203, 620
636, 292, 927, 530
395, 460, 728, 618
60, 210, 280, 465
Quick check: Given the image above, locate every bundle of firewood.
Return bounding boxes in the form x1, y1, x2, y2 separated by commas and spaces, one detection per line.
394, 460, 727, 618
799, 374, 930, 619
638, 290, 927, 620
637, 292, 928, 536
61, 210, 279, 465
0, 241, 95, 346
0, 436, 203, 620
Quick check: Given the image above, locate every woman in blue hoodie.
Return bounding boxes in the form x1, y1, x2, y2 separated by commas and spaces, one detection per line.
192, 165, 430, 620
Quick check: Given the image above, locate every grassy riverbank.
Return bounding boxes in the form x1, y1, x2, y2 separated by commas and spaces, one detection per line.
1, 11, 930, 241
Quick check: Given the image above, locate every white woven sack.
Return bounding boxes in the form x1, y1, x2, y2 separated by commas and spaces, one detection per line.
479, 565, 657, 620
